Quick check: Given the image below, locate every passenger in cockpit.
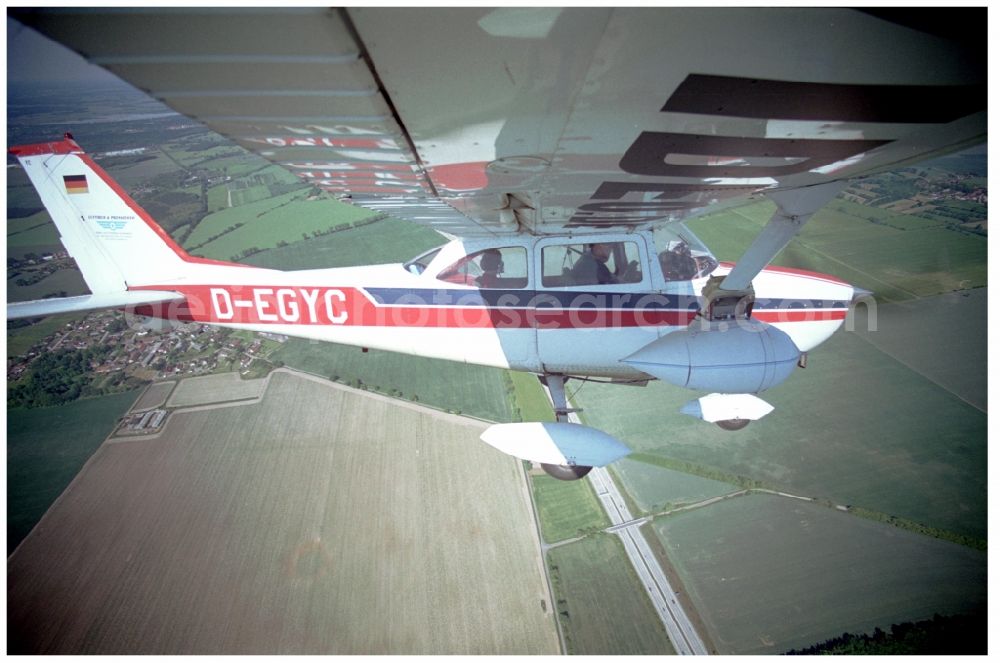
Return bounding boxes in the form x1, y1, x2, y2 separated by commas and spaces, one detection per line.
570, 243, 615, 285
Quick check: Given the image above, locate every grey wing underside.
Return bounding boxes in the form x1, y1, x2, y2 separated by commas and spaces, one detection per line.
11, 8, 986, 238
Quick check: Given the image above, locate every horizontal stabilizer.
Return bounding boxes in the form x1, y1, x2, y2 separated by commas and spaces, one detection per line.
8, 290, 185, 320
480, 422, 630, 467
680, 393, 774, 423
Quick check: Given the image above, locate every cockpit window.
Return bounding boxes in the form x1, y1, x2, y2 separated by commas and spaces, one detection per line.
436, 246, 528, 288
656, 226, 719, 281
404, 246, 443, 275
541, 241, 643, 287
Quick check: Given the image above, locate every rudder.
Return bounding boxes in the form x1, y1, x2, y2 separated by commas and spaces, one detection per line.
10, 134, 228, 294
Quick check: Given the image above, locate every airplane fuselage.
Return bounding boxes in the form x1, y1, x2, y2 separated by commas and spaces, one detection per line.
130, 230, 854, 380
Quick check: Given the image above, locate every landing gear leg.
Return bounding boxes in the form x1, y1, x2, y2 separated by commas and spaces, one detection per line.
539, 374, 593, 481
545, 373, 571, 423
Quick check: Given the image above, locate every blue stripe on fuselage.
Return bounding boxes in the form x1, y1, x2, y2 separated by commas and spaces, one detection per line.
364, 288, 846, 311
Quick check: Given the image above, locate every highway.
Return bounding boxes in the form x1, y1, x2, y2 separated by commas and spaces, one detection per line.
540, 383, 709, 654
588, 467, 709, 655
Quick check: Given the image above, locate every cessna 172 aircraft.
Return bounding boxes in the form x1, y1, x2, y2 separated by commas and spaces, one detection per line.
8, 8, 985, 480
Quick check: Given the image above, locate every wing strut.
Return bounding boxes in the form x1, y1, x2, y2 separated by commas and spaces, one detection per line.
700, 180, 846, 320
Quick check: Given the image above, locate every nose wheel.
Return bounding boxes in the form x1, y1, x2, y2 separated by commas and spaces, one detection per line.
715, 418, 751, 431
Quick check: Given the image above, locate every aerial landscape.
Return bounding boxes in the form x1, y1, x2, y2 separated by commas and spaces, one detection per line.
7, 9, 987, 656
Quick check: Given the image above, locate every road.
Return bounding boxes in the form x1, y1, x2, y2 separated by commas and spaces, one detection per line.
540, 381, 709, 655
588, 466, 709, 655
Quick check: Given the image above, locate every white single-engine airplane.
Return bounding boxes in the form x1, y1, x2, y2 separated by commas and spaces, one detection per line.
8, 8, 985, 479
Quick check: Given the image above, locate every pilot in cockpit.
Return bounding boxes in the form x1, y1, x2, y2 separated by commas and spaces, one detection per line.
476, 248, 503, 288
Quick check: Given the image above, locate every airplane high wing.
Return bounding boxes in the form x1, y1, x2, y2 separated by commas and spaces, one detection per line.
11, 8, 985, 237
7, 8, 986, 479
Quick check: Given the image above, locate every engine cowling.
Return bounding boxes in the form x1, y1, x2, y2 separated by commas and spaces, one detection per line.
623, 318, 801, 393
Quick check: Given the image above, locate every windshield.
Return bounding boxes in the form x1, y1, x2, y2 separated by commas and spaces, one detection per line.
403, 245, 445, 275
655, 224, 718, 281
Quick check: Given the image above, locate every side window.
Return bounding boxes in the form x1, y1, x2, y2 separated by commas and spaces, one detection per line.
436, 246, 528, 288
542, 242, 643, 287
404, 246, 442, 275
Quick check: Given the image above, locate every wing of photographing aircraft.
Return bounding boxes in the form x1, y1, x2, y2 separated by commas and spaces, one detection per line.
11, 7, 985, 240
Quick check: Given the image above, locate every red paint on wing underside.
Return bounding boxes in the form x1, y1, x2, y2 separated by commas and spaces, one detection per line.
427, 162, 489, 192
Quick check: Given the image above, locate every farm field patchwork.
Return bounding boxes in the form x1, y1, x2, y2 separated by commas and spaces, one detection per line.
107, 151, 185, 187
8, 371, 558, 654
573, 330, 987, 540
184, 189, 309, 246
547, 534, 674, 655
190, 195, 375, 259
7, 390, 140, 554
652, 493, 986, 654
243, 216, 443, 270
610, 458, 737, 515
686, 199, 987, 301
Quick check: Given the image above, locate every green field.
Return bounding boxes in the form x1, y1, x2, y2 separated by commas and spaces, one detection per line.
547, 534, 674, 655
184, 189, 304, 246
7, 390, 140, 554
6, 209, 65, 261
7, 211, 58, 246
9, 371, 558, 654
851, 289, 986, 411
109, 151, 184, 187
244, 217, 443, 270
530, 473, 609, 543
160, 143, 239, 168
185, 191, 374, 258
652, 493, 986, 654
272, 339, 515, 423
509, 371, 555, 422
7, 268, 90, 302
574, 329, 987, 540
7, 167, 45, 214
686, 199, 987, 301
206, 184, 229, 213
610, 458, 737, 514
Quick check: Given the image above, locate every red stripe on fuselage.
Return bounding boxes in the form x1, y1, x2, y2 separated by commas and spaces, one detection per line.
753, 309, 847, 323
129, 284, 845, 328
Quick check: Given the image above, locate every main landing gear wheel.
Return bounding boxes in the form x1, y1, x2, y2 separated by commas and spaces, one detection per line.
716, 418, 751, 431
541, 463, 593, 481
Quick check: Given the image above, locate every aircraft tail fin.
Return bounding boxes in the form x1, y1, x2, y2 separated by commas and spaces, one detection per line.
9, 134, 239, 295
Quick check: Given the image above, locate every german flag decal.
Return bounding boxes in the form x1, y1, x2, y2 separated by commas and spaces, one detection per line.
63, 174, 88, 194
